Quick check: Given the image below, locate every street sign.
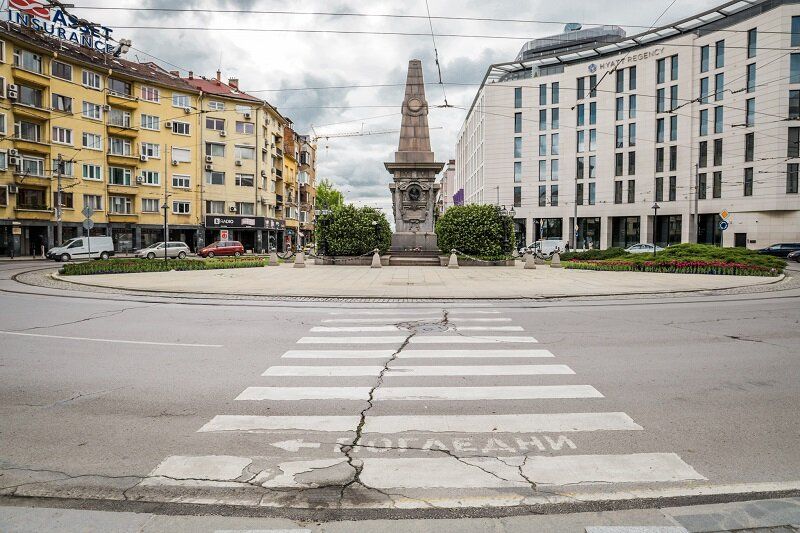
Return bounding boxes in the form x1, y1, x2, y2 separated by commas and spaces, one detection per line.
82, 219, 95, 230
220, 229, 229, 240
81, 205, 94, 218
720, 210, 730, 220
719, 220, 729, 231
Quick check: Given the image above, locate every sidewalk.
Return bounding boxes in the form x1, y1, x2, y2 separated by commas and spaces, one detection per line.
1, 497, 799, 532
54, 262, 782, 299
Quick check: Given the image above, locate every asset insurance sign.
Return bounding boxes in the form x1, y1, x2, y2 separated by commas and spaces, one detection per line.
6, 0, 115, 53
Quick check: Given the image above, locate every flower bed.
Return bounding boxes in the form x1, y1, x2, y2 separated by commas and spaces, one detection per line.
60, 257, 267, 276
564, 259, 781, 276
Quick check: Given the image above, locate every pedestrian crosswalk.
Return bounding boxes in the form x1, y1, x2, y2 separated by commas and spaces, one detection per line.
141, 306, 705, 507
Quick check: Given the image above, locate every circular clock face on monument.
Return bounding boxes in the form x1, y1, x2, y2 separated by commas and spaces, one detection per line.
407, 98, 423, 113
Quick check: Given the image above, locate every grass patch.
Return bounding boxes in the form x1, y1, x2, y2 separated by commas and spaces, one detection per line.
60, 257, 267, 276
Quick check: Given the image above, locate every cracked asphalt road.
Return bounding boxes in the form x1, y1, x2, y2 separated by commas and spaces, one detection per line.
0, 261, 799, 518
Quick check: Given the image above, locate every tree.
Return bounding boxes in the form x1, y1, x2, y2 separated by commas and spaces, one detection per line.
316, 178, 345, 209
435, 204, 515, 260
317, 204, 392, 255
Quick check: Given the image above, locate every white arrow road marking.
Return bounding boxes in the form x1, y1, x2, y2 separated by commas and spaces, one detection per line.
261, 364, 574, 377
269, 439, 322, 452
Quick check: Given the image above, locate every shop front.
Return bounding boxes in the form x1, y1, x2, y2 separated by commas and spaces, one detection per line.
576, 217, 601, 249
264, 217, 285, 253
655, 214, 682, 248
204, 215, 264, 253
611, 216, 640, 249
533, 218, 563, 240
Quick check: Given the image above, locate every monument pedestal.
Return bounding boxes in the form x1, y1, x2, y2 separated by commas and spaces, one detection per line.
390, 232, 438, 252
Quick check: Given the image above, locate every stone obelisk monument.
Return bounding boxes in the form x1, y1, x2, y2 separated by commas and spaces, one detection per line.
386, 59, 444, 252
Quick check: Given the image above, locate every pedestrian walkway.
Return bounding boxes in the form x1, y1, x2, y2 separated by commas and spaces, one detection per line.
132, 307, 708, 508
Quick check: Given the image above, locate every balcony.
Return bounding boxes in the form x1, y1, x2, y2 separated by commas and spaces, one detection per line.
11, 65, 49, 86
12, 102, 50, 121
107, 152, 139, 165
107, 183, 138, 195
14, 205, 52, 220
107, 123, 139, 138
107, 92, 139, 110
108, 213, 139, 222
13, 138, 51, 155
14, 173, 51, 187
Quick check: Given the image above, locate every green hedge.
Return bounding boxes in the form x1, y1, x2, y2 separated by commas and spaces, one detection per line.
316, 204, 392, 256
560, 247, 628, 261
435, 205, 515, 260
564, 259, 780, 276
61, 257, 267, 276
630, 243, 786, 270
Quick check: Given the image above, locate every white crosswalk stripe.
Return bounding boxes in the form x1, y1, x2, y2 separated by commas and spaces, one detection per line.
147, 307, 703, 506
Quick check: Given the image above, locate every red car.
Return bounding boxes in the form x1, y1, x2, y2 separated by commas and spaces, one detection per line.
197, 240, 245, 258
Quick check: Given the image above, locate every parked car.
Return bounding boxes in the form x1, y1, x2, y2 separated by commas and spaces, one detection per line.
758, 243, 800, 258
47, 236, 114, 262
519, 239, 567, 257
625, 243, 665, 254
135, 241, 190, 260
197, 240, 244, 258
787, 249, 800, 263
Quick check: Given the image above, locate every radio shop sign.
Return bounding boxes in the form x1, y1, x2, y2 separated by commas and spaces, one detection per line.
205, 216, 286, 230
6, 0, 115, 53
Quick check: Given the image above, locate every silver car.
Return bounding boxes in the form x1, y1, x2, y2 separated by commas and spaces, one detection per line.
625, 243, 665, 254
135, 241, 190, 260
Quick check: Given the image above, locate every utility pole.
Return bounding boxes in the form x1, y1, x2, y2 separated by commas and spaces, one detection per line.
163, 144, 169, 264
693, 163, 699, 244
572, 181, 579, 250
55, 153, 63, 246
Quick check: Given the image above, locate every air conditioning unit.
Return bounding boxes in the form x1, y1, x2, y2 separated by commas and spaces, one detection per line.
7, 84, 18, 100
235, 160, 243, 166
204, 163, 213, 171
135, 176, 144, 184
102, 104, 111, 111
9, 149, 19, 156
229, 205, 237, 213
8, 156, 20, 166
244, 112, 252, 119
139, 155, 148, 162
7, 185, 19, 194
260, 170, 267, 178
183, 107, 191, 114
205, 155, 213, 163
164, 121, 173, 129
271, 167, 275, 174
171, 159, 179, 166
220, 130, 227, 137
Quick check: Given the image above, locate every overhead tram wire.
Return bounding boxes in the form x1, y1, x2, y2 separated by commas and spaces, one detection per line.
424, 0, 449, 108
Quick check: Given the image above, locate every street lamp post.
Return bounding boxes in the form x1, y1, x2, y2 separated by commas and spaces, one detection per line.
162, 201, 169, 264
651, 202, 660, 258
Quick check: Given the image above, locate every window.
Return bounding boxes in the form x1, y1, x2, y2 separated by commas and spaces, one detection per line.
669, 116, 678, 142
576, 157, 584, 179
589, 155, 596, 178
20, 156, 44, 176
699, 141, 708, 168
513, 161, 522, 183
83, 164, 102, 180
577, 77, 585, 100
700, 45, 709, 73
18, 84, 42, 107
577, 104, 585, 126
539, 135, 547, 156
614, 181, 623, 204
551, 133, 559, 155
51, 93, 72, 112
141, 114, 159, 130
790, 90, 800, 120
82, 132, 102, 150
576, 130, 585, 152
108, 108, 131, 128
699, 109, 709, 136
208, 100, 224, 111
588, 182, 595, 205
141, 143, 160, 158
552, 82, 559, 104
140, 86, 160, 102
715, 40, 725, 69
235, 145, 255, 160
538, 185, 546, 206
628, 123, 636, 146
109, 167, 132, 186
657, 88, 666, 113
513, 87, 522, 108
576, 183, 584, 205
108, 78, 132, 97
49, 61, 71, 82
172, 201, 190, 214
538, 160, 546, 181
172, 121, 190, 135
788, 163, 799, 194
669, 145, 677, 171
589, 102, 596, 125
0, 113, 5, 135
616, 69, 624, 93
551, 108, 559, 129
206, 117, 225, 131
789, 127, 799, 158
235, 105, 253, 114
589, 129, 596, 151
172, 93, 190, 108
206, 200, 225, 214
52, 126, 72, 145
513, 137, 522, 158
669, 85, 678, 111
235, 173, 255, 187
746, 63, 756, 93
713, 171, 722, 198
550, 185, 559, 206
237, 121, 256, 135
236, 202, 254, 215
615, 125, 623, 148
615, 152, 623, 176
656, 58, 666, 84
14, 120, 40, 142
513, 186, 522, 207
110, 196, 133, 214
670, 55, 679, 81
205, 171, 225, 185
82, 70, 101, 90
628, 151, 636, 175
714, 139, 723, 166
551, 159, 559, 181
714, 73, 724, 101
627, 179, 635, 203
109, 137, 132, 156
656, 118, 665, 143
53, 158, 73, 177
172, 174, 190, 188
745, 98, 755, 127
669, 176, 676, 201
13, 49, 42, 73
615, 97, 623, 121
539, 83, 547, 105
747, 29, 757, 58
171, 147, 190, 163
142, 198, 160, 213
791, 54, 800, 84
539, 109, 547, 131
514, 112, 522, 133
655, 176, 664, 202
714, 106, 723, 134
628, 94, 636, 118
82, 101, 102, 120
656, 147, 665, 173
84, 194, 103, 211
698, 173, 707, 200
699, 77, 709, 104
744, 167, 754, 197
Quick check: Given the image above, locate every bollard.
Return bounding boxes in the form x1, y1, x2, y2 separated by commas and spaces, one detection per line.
534, 255, 546, 265
294, 250, 306, 268
550, 252, 563, 268
512, 248, 520, 259
268, 250, 279, 266
448, 249, 459, 269
371, 248, 382, 268
524, 252, 536, 269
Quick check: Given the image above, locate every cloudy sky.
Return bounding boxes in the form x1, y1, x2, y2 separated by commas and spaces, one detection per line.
72, 0, 720, 213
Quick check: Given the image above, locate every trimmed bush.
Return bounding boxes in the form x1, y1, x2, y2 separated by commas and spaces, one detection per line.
561, 247, 628, 261
316, 204, 392, 256
61, 257, 266, 276
563, 259, 780, 276
435, 205, 515, 260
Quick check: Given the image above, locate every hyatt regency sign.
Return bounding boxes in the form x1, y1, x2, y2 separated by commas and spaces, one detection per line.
588, 47, 666, 73
6, 0, 114, 53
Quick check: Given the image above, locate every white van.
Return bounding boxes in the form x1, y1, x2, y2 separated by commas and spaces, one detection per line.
47, 236, 115, 262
